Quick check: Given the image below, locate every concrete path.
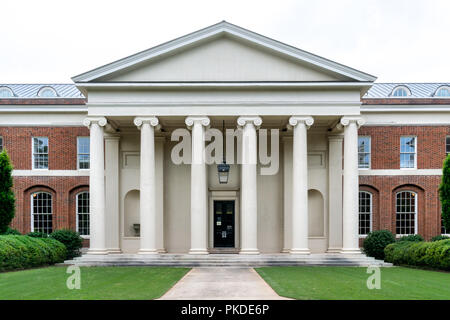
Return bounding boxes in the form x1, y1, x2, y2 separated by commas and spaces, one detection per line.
159, 267, 289, 300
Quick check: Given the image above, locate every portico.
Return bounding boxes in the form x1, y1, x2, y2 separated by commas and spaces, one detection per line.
73, 21, 376, 257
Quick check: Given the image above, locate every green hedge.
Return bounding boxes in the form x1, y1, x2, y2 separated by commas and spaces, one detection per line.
0, 235, 66, 272
384, 239, 450, 270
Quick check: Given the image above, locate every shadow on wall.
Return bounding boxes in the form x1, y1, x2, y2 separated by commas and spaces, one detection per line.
308, 189, 324, 237
124, 190, 140, 237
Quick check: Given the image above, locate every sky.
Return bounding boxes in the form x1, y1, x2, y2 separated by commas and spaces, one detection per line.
0, 0, 448, 83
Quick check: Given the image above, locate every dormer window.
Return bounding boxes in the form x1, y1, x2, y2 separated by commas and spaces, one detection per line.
0, 86, 14, 98
391, 86, 411, 97
37, 86, 58, 98
435, 86, 450, 97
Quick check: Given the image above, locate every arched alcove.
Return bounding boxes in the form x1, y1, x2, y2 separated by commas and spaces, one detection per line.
308, 189, 324, 237
124, 190, 140, 237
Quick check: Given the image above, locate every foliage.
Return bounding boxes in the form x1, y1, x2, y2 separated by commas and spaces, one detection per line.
431, 235, 450, 242
439, 155, 450, 232
49, 229, 83, 259
362, 230, 396, 260
26, 231, 48, 238
0, 151, 15, 234
397, 234, 424, 242
3, 227, 21, 235
0, 235, 66, 272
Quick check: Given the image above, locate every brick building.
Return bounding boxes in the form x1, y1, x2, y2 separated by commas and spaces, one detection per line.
0, 22, 449, 255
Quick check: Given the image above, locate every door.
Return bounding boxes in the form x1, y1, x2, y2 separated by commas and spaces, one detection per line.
213, 200, 235, 248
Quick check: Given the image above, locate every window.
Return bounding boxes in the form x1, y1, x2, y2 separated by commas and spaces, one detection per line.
31, 192, 52, 234
358, 136, 371, 169
32, 137, 49, 169
435, 86, 450, 97
0, 86, 14, 97
37, 86, 57, 98
446, 136, 450, 156
76, 192, 90, 236
391, 86, 411, 97
77, 137, 90, 169
396, 191, 417, 235
400, 136, 416, 169
359, 191, 372, 235
0, 136, 3, 152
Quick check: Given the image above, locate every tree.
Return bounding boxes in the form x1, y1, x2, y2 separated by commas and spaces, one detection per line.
0, 150, 15, 234
439, 155, 450, 232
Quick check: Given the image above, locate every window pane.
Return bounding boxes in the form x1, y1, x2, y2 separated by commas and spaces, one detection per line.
77, 192, 90, 236
446, 136, 450, 154
359, 191, 372, 235
77, 137, 90, 169
396, 191, 416, 235
32, 192, 52, 234
358, 137, 371, 169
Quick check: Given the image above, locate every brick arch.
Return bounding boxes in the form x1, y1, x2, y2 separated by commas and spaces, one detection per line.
359, 184, 380, 231
23, 185, 57, 234
68, 185, 89, 231
391, 184, 425, 237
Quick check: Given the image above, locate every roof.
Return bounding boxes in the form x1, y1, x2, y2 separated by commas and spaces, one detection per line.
0, 84, 84, 98
72, 21, 377, 83
364, 83, 450, 98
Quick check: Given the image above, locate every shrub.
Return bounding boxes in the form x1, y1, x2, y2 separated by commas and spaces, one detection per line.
0, 235, 66, 272
431, 235, 450, 242
3, 227, 21, 235
397, 234, 424, 242
439, 155, 450, 232
363, 230, 396, 260
26, 231, 48, 238
0, 151, 15, 234
49, 229, 83, 259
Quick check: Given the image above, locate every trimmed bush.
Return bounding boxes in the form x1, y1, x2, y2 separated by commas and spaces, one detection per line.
363, 230, 396, 260
398, 234, 424, 242
431, 235, 450, 242
26, 231, 48, 238
0, 235, 66, 272
384, 239, 450, 270
49, 229, 83, 259
0, 151, 15, 234
3, 227, 21, 235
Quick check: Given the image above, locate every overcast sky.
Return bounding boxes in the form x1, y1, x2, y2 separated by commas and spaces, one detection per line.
1, 0, 448, 83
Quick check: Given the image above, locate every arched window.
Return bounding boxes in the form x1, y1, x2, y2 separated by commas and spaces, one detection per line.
391, 86, 411, 97
31, 192, 53, 234
76, 192, 90, 236
0, 86, 14, 97
396, 191, 417, 235
435, 86, 450, 97
359, 191, 372, 235
37, 86, 58, 98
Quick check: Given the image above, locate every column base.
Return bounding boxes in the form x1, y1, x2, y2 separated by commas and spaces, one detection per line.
87, 248, 109, 255
326, 247, 343, 253
281, 248, 290, 253
189, 248, 209, 255
107, 248, 122, 254
239, 248, 260, 255
290, 248, 310, 255
157, 248, 167, 254
340, 248, 362, 254
138, 249, 159, 255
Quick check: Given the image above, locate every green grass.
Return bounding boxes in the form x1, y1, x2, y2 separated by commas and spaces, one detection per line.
0, 266, 190, 300
255, 266, 450, 300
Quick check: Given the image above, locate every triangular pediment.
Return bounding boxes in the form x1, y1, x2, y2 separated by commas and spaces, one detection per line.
73, 21, 376, 83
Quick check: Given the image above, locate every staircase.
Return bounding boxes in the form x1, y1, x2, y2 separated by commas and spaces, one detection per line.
64, 253, 392, 267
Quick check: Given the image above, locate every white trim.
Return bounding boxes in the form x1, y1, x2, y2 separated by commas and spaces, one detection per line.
359, 169, 441, 176
13, 170, 89, 176
72, 21, 376, 82
361, 105, 450, 113
76, 191, 90, 238
400, 135, 417, 169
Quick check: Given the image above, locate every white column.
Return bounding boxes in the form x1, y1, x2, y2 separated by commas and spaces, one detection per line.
289, 116, 314, 254
327, 134, 344, 253
237, 116, 262, 254
340, 116, 365, 253
134, 117, 159, 254
155, 137, 165, 253
282, 137, 293, 253
186, 116, 210, 255
83, 117, 108, 255
105, 134, 121, 254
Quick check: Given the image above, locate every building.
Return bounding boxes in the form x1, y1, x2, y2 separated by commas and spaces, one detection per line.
1, 22, 449, 255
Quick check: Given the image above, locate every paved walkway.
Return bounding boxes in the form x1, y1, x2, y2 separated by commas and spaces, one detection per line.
159, 267, 289, 300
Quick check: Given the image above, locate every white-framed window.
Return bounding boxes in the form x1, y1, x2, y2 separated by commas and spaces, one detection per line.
446, 136, 450, 156
358, 136, 371, 169
391, 86, 411, 97
400, 136, 417, 169
359, 191, 372, 236
0, 86, 14, 98
76, 192, 90, 237
37, 86, 58, 98
32, 137, 49, 169
31, 192, 53, 234
0, 136, 3, 152
77, 137, 90, 169
396, 191, 418, 235
435, 86, 450, 97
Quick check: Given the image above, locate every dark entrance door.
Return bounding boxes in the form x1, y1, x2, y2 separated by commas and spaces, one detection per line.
213, 200, 235, 248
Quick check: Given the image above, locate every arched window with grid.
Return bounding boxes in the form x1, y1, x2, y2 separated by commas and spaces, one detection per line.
359, 191, 372, 235
31, 192, 53, 234
396, 191, 417, 235
76, 192, 90, 236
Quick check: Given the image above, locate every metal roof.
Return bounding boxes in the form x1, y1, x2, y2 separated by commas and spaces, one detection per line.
0, 84, 84, 98
364, 83, 450, 98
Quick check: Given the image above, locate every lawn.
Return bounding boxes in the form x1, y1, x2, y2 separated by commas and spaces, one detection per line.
0, 266, 190, 300
255, 266, 450, 300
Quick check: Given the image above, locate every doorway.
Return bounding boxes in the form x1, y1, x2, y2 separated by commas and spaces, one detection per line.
213, 200, 235, 248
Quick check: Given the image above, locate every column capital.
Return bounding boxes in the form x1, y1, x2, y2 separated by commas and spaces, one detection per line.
338, 116, 365, 129
104, 134, 121, 141
288, 116, 314, 129
327, 134, 344, 142
83, 117, 107, 128
134, 116, 159, 128
185, 116, 210, 129
237, 116, 262, 129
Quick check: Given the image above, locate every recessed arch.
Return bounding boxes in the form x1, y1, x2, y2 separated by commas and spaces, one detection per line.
124, 189, 140, 237
308, 189, 324, 237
